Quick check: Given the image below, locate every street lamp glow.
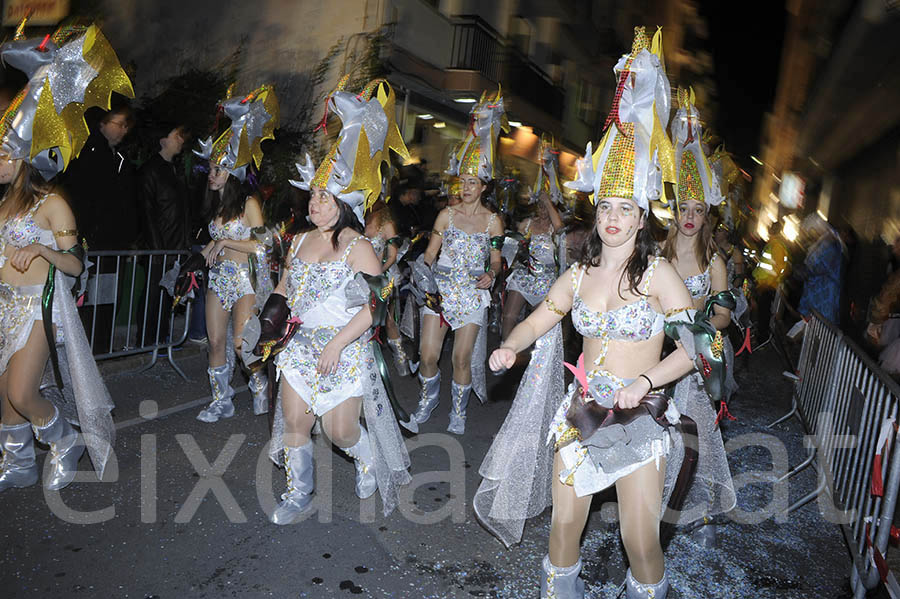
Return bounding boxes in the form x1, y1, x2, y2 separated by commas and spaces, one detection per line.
433, 121, 446, 129
454, 97, 477, 104
751, 155, 763, 166
417, 114, 433, 120
509, 120, 522, 127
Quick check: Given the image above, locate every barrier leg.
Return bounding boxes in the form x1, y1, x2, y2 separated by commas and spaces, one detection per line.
784, 468, 827, 514
778, 445, 815, 482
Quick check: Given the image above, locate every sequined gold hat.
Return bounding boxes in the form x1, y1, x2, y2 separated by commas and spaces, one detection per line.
0, 19, 134, 180
672, 86, 722, 209
194, 84, 279, 182
290, 77, 410, 225
531, 133, 563, 205
565, 26, 675, 211
446, 88, 509, 182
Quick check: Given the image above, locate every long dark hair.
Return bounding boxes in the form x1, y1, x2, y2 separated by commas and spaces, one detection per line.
303, 195, 365, 250
2, 162, 54, 216
204, 174, 254, 223
580, 207, 658, 299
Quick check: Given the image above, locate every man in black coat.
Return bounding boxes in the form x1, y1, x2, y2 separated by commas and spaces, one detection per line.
136, 123, 192, 344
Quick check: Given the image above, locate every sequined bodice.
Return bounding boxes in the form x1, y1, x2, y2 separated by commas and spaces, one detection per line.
571, 258, 665, 344
285, 233, 360, 326
528, 232, 556, 268
209, 217, 251, 241
0, 196, 56, 269
682, 254, 716, 300
437, 210, 494, 272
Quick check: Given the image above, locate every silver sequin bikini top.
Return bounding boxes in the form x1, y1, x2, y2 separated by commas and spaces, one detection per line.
571, 257, 665, 344
436, 209, 495, 271
209, 217, 251, 241
682, 253, 717, 300
0, 194, 55, 250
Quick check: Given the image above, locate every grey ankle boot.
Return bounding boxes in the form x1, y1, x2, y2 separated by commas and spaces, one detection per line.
32, 408, 84, 491
447, 381, 472, 435
248, 371, 269, 415
0, 422, 39, 491
271, 442, 314, 525
540, 555, 585, 598
625, 568, 669, 599
387, 337, 411, 376
341, 428, 377, 499
413, 372, 441, 424
197, 364, 236, 422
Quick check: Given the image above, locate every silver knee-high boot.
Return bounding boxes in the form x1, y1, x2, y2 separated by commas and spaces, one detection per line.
248, 370, 269, 415
413, 372, 441, 424
447, 381, 472, 435
197, 364, 236, 422
32, 407, 84, 490
625, 568, 669, 599
0, 422, 39, 491
271, 442, 314, 525
341, 428, 377, 499
386, 337, 411, 377
540, 555, 585, 599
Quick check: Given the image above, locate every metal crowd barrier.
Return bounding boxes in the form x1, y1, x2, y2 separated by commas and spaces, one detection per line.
83, 249, 192, 379
772, 310, 900, 597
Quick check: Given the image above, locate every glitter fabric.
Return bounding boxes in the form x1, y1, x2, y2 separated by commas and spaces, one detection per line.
0, 282, 63, 376
474, 323, 565, 547
597, 122, 635, 201
0, 194, 54, 269
506, 230, 557, 306
208, 260, 254, 311
208, 217, 251, 241
677, 149, 704, 205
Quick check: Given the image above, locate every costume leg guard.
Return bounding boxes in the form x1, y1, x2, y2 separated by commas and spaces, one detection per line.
625, 568, 669, 599
447, 381, 472, 435
271, 442, 314, 525
0, 422, 39, 491
197, 364, 236, 423
413, 372, 441, 424
540, 555, 585, 599
386, 337, 411, 377
341, 428, 378, 499
248, 371, 269, 416
32, 407, 84, 491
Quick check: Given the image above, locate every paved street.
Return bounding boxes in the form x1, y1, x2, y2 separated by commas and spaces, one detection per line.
1, 338, 860, 598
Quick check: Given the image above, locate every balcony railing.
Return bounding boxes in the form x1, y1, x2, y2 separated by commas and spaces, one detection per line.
448, 15, 566, 122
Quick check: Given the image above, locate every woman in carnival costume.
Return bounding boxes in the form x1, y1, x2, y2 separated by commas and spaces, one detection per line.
477, 28, 715, 598
364, 193, 412, 376
662, 87, 737, 546
257, 77, 411, 524
410, 90, 506, 435
190, 85, 279, 422
0, 22, 130, 492
501, 134, 565, 338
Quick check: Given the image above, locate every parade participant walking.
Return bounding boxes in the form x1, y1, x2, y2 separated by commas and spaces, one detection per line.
502, 135, 564, 337
191, 85, 279, 422
662, 87, 737, 546
411, 90, 506, 435
0, 22, 130, 491
479, 27, 707, 598
263, 77, 411, 523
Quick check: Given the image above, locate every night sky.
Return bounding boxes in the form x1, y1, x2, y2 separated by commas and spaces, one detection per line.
699, 0, 787, 169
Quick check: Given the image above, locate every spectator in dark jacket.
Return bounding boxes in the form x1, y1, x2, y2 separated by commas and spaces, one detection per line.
63, 103, 138, 250
136, 123, 193, 343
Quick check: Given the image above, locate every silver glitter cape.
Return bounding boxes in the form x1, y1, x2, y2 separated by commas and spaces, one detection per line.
474, 322, 564, 547
40, 269, 116, 479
